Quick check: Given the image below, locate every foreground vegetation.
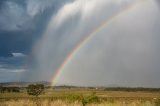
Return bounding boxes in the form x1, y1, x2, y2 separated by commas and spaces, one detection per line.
0, 85, 160, 106
1, 99, 160, 106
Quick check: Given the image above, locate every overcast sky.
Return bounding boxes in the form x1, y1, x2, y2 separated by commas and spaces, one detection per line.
0, 0, 160, 87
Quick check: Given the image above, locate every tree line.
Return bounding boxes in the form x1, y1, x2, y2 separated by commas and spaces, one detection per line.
0, 84, 44, 96
104, 87, 160, 92
0, 86, 20, 93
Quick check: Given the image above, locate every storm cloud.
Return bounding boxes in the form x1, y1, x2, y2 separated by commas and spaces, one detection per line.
0, 0, 71, 81
58, 1, 160, 87
1, 0, 160, 87
30, 0, 160, 87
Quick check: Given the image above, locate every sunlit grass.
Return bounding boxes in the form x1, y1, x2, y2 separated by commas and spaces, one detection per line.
0, 99, 159, 106
0, 88, 160, 106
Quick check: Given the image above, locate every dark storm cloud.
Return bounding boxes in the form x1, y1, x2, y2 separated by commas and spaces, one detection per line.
0, 0, 71, 57
0, 0, 72, 81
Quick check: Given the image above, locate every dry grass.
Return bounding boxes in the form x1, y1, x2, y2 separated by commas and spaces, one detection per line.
0, 100, 81, 106
0, 99, 158, 106
0, 89, 160, 106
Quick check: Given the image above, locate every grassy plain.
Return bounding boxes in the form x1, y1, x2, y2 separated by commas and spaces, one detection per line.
0, 88, 160, 106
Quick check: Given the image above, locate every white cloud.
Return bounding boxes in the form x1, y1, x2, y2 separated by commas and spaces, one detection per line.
9, 69, 26, 73
12, 53, 26, 57
0, 68, 26, 73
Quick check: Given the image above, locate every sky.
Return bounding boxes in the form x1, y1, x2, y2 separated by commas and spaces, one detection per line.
0, 0, 160, 87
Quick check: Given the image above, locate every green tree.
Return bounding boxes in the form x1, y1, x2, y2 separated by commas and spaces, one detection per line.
27, 84, 44, 97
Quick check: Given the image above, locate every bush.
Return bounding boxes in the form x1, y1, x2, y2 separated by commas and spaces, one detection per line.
67, 95, 82, 102
27, 84, 44, 97
66, 92, 100, 106
81, 92, 100, 106
155, 99, 160, 106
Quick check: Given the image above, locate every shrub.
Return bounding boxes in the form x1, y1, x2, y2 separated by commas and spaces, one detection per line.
66, 92, 100, 106
27, 84, 44, 97
66, 94, 82, 102
155, 99, 160, 106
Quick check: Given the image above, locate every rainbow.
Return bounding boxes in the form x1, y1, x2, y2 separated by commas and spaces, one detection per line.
51, 0, 144, 86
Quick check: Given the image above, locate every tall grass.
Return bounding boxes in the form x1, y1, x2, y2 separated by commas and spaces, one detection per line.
0, 88, 160, 106
0, 99, 158, 106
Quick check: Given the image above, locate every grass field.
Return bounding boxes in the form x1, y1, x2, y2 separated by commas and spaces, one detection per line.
0, 88, 160, 106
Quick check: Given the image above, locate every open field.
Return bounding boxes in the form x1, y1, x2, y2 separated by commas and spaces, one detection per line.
0, 87, 160, 106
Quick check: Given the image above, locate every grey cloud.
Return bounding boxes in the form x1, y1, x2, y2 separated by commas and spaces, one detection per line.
0, 55, 28, 82
26, 0, 56, 17
0, 55, 28, 71
0, 1, 32, 31
0, 0, 59, 31
0, 0, 77, 82
29, 0, 160, 87
31, 0, 130, 80
0, 68, 25, 82
0, 68, 26, 73
57, 0, 160, 87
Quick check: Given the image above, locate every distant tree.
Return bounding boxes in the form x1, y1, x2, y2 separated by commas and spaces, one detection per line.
27, 84, 44, 97
0, 86, 20, 93
11, 87, 20, 92
0, 87, 8, 93
0, 86, 3, 93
